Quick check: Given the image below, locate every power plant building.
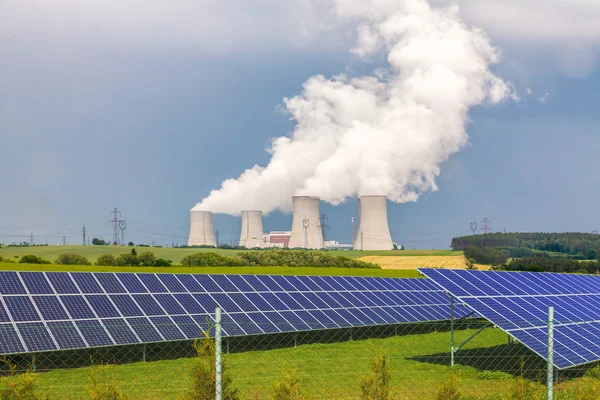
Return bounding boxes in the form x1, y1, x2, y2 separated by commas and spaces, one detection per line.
239, 210, 265, 248
353, 195, 393, 251
288, 196, 324, 249
188, 210, 217, 247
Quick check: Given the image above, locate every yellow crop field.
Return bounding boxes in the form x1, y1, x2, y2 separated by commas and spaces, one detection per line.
359, 255, 489, 270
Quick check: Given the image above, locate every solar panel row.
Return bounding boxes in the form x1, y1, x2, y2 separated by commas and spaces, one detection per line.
0, 272, 465, 355
419, 268, 600, 369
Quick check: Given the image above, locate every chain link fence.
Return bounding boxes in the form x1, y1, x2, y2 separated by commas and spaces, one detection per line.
3, 306, 599, 399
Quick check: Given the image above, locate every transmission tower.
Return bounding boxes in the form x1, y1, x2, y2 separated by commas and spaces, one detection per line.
62, 236, 66, 246
82, 225, 87, 246
480, 218, 493, 234
215, 230, 219, 247
592, 230, 599, 235
351, 216, 355, 244
319, 214, 330, 244
470, 222, 478, 235
30, 233, 34, 246
109, 208, 121, 244
119, 220, 127, 246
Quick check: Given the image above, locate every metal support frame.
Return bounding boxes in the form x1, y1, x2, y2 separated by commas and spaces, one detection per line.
450, 294, 492, 367
294, 333, 298, 348
450, 295, 455, 366
31, 354, 36, 372
547, 307, 554, 400
142, 344, 147, 362
215, 307, 222, 400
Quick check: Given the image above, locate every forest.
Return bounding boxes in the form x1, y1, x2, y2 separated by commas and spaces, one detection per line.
451, 232, 600, 259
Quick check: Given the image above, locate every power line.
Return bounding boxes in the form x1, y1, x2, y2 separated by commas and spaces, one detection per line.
82, 225, 87, 246
480, 218, 493, 234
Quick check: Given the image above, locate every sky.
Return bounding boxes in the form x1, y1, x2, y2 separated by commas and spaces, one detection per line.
1, 0, 600, 249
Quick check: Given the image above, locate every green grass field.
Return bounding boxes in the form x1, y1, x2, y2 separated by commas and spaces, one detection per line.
2, 326, 557, 400
0, 245, 461, 264
0, 262, 421, 278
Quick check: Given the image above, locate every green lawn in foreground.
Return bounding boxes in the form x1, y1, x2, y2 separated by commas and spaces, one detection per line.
0, 245, 461, 264
7, 327, 553, 400
0, 262, 421, 278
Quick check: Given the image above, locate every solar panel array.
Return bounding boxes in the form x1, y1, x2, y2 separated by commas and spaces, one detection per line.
0, 271, 468, 355
419, 268, 600, 369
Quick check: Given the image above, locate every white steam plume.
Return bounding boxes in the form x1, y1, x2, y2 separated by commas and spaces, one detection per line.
193, 0, 516, 215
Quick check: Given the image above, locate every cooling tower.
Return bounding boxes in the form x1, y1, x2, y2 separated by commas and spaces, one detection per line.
239, 210, 265, 248
353, 195, 393, 251
288, 196, 324, 249
188, 210, 217, 247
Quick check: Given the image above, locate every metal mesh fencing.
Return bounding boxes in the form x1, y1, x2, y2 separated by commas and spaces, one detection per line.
1, 310, 600, 399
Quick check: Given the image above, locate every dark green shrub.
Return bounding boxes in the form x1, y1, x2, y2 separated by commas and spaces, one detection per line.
96, 254, 117, 266
138, 252, 156, 267
18, 255, 50, 264
114, 254, 140, 266
237, 250, 379, 269
154, 258, 172, 267
181, 253, 245, 267
55, 253, 91, 265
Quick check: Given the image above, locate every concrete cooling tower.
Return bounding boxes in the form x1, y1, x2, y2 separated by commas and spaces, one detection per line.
188, 210, 217, 246
288, 196, 324, 249
239, 210, 265, 248
353, 195, 393, 251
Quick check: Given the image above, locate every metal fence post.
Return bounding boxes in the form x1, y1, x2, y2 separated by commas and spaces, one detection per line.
450, 295, 455, 367
215, 307, 222, 400
547, 306, 554, 400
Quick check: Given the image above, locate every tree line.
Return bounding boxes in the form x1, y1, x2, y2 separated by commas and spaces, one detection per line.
451, 232, 600, 259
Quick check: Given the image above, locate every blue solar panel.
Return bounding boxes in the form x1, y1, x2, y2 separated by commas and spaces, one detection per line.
62, 296, 95, 319
103, 319, 139, 345
75, 320, 114, 347
0, 324, 26, 353
156, 275, 186, 293
0, 301, 11, 323
154, 294, 186, 315
171, 315, 202, 339
419, 268, 600, 369
33, 296, 69, 320
21, 272, 54, 294
96, 274, 126, 294
4, 296, 41, 322
48, 273, 79, 294
72, 273, 103, 293
86, 295, 120, 318
0, 271, 466, 356
48, 321, 87, 349
133, 294, 165, 316
111, 295, 144, 317
116, 274, 148, 293
138, 274, 168, 293
18, 322, 57, 352
128, 317, 163, 342
0, 272, 27, 295
150, 316, 186, 340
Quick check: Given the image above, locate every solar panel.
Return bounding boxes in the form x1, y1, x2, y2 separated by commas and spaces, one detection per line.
419, 268, 600, 369
0, 271, 469, 355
